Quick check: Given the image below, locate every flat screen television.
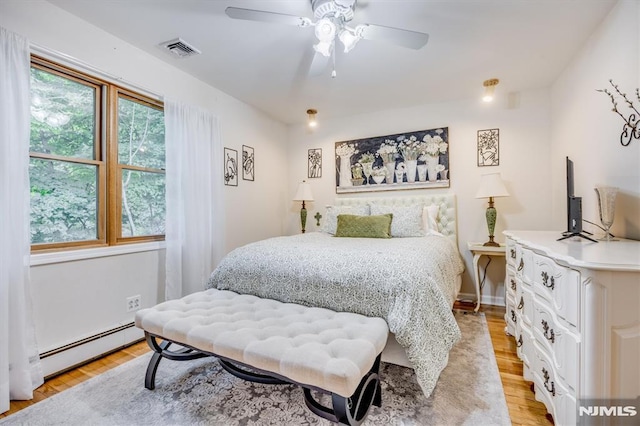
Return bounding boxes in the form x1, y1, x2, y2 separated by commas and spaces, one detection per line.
559, 156, 596, 242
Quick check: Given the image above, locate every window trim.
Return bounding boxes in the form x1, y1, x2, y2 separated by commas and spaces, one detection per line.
29, 55, 165, 252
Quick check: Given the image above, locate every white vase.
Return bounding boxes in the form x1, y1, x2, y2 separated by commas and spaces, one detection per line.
361, 162, 373, 185
395, 170, 405, 184
441, 169, 448, 180
338, 155, 353, 187
384, 162, 396, 184
426, 155, 439, 182
405, 160, 418, 183
417, 164, 427, 182
372, 174, 385, 184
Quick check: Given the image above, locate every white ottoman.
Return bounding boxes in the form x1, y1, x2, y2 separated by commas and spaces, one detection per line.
135, 289, 389, 425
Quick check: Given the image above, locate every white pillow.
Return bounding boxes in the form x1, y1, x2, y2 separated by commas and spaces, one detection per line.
369, 203, 424, 237
321, 205, 370, 235
423, 205, 444, 236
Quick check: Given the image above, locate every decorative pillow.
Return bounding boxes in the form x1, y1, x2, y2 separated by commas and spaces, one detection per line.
320, 205, 370, 235
335, 214, 392, 238
422, 205, 443, 235
369, 203, 425, 237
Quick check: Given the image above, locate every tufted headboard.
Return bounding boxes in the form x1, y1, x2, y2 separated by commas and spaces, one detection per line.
334, 194, 458, 246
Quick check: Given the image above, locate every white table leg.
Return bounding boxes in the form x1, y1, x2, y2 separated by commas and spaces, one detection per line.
472, 253, 481, 312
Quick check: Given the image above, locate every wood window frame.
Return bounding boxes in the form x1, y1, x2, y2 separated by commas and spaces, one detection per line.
30, 55, 165, 252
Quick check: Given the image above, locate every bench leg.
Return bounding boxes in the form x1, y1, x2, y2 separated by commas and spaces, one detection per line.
303, 355, 382, 426
143, 332, 212, 390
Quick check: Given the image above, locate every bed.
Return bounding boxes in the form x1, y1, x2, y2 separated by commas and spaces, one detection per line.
206, 194, 464, 398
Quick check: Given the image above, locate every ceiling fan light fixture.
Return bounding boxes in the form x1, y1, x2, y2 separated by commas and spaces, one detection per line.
315, 18, 337, 42
338, 28, 360, 53
313, 40, 333, 57
482, 78, 500, 102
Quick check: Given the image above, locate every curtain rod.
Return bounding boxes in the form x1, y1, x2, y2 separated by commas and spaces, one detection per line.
30, 42, 163, 102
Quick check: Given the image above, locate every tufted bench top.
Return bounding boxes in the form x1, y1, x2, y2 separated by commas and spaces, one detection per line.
135, 289, 389, 398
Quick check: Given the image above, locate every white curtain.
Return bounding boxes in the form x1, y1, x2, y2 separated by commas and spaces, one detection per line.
165, 100, 225, 300
0, 27, 44, 414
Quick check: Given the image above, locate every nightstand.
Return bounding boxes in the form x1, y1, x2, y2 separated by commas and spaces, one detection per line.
467, 242, 506, 312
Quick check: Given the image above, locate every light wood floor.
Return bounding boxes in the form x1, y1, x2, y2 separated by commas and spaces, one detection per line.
1, 303, 553, 425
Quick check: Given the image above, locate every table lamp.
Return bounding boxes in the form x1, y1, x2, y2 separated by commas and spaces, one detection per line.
293, 180, 314, 233
475, 172, 510, 247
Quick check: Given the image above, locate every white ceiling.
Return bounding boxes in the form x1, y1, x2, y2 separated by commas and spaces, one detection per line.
48, 0, 616, 125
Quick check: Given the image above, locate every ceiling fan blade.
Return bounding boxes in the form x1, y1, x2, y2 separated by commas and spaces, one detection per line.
358, 24, 429, 50
225, 7, 310, 27
308, 50, 330, 76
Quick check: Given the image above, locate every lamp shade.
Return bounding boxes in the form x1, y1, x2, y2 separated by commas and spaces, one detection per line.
475, 173, 509, 199
293, 181, 314, 201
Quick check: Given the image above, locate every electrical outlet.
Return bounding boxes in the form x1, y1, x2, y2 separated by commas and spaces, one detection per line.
126, 295, 141, 312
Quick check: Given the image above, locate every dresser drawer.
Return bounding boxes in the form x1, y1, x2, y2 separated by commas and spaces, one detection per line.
532, 254, 580, 327
506, 238, 517, 267
516, 247, 534, 284
533, 349, 576, 426
515, 321, 535, 382
533, 300, 579, 391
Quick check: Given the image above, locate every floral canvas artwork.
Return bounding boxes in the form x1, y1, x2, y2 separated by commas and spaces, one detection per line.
477, 129, 499, 166
335, 127, 449, 193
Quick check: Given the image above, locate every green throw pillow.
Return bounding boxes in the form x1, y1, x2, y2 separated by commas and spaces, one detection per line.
335, 214, 393, 238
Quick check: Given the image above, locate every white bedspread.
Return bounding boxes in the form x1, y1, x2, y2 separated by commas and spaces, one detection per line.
206, 232, 465, 397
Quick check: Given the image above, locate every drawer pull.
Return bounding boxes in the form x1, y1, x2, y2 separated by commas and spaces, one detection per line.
516, 335, 523, 347
541, 271, 555, 290
510, 248, 516, 259
517, 259, 524, 272
511, 310, 517, 323
542, 368, 556, 396
541, 319, 555, 343
517, 296, 524, 310
510, 279, 517, 291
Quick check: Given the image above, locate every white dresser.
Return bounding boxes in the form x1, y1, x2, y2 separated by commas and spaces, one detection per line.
504, 231, 640, 426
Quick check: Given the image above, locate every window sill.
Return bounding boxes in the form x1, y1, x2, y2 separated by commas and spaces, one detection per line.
30, 241, 166, 266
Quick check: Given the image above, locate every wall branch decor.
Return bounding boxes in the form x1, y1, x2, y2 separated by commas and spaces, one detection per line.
334, 127, 449, 194
597, 79, 640, 146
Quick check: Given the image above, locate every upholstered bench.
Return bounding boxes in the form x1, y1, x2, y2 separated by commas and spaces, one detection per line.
134, 289, 389, 425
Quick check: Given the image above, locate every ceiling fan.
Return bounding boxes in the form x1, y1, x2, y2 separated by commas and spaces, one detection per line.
226, 0, 429, 75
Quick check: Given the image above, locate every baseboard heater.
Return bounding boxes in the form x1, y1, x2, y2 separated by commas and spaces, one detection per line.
39, 322, 142, 379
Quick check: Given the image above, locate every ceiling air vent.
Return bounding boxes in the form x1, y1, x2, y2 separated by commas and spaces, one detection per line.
158, 38, 201, 58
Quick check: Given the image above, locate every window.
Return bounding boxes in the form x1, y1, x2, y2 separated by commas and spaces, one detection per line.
29, 57, 165, 251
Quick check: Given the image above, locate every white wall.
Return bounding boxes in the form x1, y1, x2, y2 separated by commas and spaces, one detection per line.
0, 0, 288, 375
286, 89, 554, 302
551, 0, 640, 240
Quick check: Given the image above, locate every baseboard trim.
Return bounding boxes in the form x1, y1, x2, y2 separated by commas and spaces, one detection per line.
457, 292, 505, 307
40, 322, 144, 378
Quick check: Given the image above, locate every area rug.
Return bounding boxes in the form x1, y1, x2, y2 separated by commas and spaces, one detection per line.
1, 311, 510, 425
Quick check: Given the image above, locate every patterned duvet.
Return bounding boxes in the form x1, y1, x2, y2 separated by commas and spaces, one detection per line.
206, 232, 465, 397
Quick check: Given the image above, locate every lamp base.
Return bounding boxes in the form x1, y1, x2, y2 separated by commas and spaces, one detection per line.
483, 240, 500, 247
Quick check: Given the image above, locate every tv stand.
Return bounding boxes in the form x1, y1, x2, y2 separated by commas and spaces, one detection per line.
558, 231, 597, 243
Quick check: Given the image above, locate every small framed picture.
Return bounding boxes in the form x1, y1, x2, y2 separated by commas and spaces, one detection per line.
224, 147, 238, 186
308, 148, 322, 178
477, 129, 499, 167
242, 145, 255, 181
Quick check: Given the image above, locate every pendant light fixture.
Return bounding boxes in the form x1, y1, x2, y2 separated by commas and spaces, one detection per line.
307, 109, 318, 128
482, 78, 500, 102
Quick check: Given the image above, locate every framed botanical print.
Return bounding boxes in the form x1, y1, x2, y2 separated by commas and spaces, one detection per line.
224, 147, 238, 186
242, 145, 254, 181
477, 129, 499, 166
308, 148, 322, 178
